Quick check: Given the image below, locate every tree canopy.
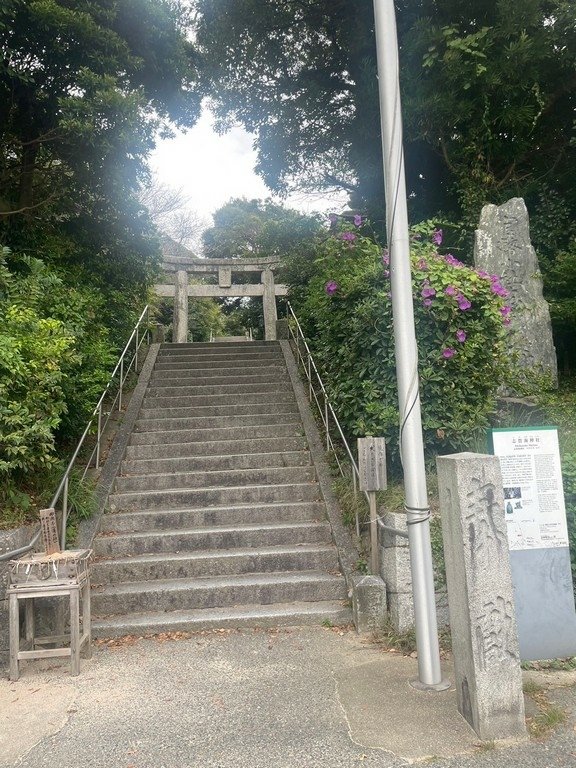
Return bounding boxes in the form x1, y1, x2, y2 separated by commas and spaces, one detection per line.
202, 198, 323, 259
0, 0, 200, 289
196, 0, 576, 232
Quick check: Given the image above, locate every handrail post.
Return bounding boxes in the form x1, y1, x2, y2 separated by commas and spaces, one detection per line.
324, 398, 329, 451
60, 475, 69, 551
135, 327, 139, 373
95, 403, 102, 469
119, 358, 124, 412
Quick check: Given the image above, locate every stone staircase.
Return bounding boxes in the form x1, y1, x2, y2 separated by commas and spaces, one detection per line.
91, 341, 351, 636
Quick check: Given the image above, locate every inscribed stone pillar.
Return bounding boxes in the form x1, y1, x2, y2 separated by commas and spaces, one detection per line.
262, 269, 278, 341
436, 453, 526, 741
473, 198, 557, 386
173, 270, 189, 343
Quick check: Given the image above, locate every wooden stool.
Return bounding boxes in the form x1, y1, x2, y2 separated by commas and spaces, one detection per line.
8, 550, 92, 681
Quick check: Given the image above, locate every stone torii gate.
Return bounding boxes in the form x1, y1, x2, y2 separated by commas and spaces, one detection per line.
154, 255, 288, 342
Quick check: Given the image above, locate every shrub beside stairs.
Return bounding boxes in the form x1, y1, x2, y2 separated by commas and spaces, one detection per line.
91, 341, 352, 636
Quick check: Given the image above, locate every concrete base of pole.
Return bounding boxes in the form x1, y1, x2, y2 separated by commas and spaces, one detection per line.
409, 677, 451, 693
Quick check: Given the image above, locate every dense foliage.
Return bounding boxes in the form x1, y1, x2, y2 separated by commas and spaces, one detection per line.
285, 220, 511, 461
0, 249, 114, 494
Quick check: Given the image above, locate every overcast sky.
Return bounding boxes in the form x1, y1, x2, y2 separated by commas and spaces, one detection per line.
149, 106, 348, 223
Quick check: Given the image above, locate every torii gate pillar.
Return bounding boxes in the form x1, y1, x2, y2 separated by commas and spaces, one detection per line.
173, 270, 189, 343
262, 269, 278, 341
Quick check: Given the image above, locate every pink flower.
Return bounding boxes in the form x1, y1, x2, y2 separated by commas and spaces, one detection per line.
353, 214, 363, 227
477, 270, 490, 279
500, 305, 512, 317
457, 295, 472, 311
456, 329, 467, 343
442, 347, 456, 359
444, 285, 458, 296
423, 298, 433, 308
432, 229, 443, 245
503, 317, 511, 326
421, 285, 436, 299
381, 249, 390, 266
325, 280, 338, 296
417, 258, 428, 270
340, 231, 356, 243
383, 270, 390, 278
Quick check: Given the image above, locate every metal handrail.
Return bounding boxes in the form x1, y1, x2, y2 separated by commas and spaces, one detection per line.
0, 305, 152, 562
286, 303, 408, 542
287, 303, 368, 535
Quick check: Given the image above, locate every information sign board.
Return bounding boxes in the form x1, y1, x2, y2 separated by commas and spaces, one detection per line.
491, 427, 569, 551
491, 426, 576, 660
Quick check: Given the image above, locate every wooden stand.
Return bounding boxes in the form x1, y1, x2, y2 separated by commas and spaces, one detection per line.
8, 550, 92, 681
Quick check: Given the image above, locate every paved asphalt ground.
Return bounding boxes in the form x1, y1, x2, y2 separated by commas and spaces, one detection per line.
1, 626, 574, 767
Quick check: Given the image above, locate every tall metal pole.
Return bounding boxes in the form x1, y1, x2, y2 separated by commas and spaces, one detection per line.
372, 0, 448, 690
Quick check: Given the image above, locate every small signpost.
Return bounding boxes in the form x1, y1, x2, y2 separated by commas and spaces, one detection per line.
492, 426, 576, 659
40, 508, 61, 555
358, 437, 387, 574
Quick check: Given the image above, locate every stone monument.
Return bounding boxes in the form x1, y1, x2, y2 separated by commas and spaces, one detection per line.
473, 198, 557, 386
436, 453, 526, 741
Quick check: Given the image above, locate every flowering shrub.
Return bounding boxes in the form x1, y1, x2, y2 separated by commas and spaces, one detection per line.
286, 221, 511, 461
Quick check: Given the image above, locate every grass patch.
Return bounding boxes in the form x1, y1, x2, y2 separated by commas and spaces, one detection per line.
370, 620, 452, 655
528, 703, 567, 739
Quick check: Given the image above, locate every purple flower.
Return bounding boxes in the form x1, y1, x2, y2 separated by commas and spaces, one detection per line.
328, 213, 338, 224
444, 285, 458, 296
444, 254, 463, 267
500, 305, 512, 317
457, 295, 472, 311
417, 258, 428, 270
423, 298, 433, 308
340, 231, 356, 243
432, 228, 443, 246
383, 269, 390, 278
456, 329, 467, 343
442, 347, 456, 359
353, 214, 363, 227
381, 249, 390, 266
491, 282, 510, 298
503, 317, 511, 326
421, 285, 436, 299
325, 280, 338, 296
477, 270, 490, 279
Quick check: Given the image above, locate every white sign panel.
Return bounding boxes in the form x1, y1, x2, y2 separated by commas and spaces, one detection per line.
492, 427, 569, 551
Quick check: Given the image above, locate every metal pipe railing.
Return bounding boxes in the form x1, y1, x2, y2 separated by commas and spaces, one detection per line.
286, 302, 408, 541
0, 305, 152, 561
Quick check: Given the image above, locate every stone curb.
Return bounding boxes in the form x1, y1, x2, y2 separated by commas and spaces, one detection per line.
78, 344, 160, 549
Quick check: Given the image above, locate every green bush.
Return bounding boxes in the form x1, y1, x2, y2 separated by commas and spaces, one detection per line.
287, 221, 511, 462
0, 249, 116, 500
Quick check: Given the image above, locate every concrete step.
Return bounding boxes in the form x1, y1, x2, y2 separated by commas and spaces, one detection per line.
154, 355, 284, 370
99, 501, 325, 534
159, 341, 277, 351
91, 600, 352, 638
124, 436, 309, 461
141, 391, 296, 409
145, 381, 289, 397
134, 413, 300, 433
128, 423, 303, 446
91, 544, 338, 584
121, 450, 311, 477
94, 520, 332, 557
137, 402, 299, 420
91, 571, 347, 615
147, 373, 290, 389
108, 482, 320, 512
114, 466, 317, 494
150, 363, 287, 380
